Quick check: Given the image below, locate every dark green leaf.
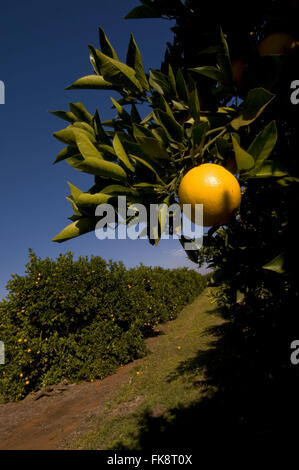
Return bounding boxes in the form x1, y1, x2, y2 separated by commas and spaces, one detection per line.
231, 88, 275, 130
88, 45, 143, 93
98, 27, 118, 60
247, 120, 277, 171
188, 88, 201, 123
100, 185, 139, 197
130, 154, 165, 184
73, 157, 128, 182
217, 27, 233, 82
65, 75, 116, 90
189, 66, 227, 83
263, 252, 286, 274
168, 64, 177, 97
69, 102, 93, 124
125, 5, 162, 19
52, 218, 96, 243
110, 97, 132, 123
68, 182, 83, 203
126, 34, 149, 91
132, 124, 153, 140
175, 69, 189, 103
53, 146, 80, 165
77, 192, 114, 206
192, 122, 208, 148
72, 122, 95, 138
131, 103, 142, 123
53, 127, 96, 146
113, 134, 135, 172
135, 136, 169, 160
154, 109, 183, 142
149, 70, 172, 96
246, 160, 288, 178
93, 110, 111, 145
74, 130, 104, 160
50, 110, 77, 123
231, 135, 255, 171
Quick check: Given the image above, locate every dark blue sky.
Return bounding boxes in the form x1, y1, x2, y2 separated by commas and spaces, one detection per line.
0, 0, 207, 299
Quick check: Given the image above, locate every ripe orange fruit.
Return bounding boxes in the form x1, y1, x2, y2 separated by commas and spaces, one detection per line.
178, 163, 241, 227
258, 32, 298, 56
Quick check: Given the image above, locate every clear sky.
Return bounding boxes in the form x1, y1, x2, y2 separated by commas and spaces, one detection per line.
0, 0, 208, 300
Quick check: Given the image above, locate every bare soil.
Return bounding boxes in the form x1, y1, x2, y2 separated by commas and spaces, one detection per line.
0, 325, 168, 450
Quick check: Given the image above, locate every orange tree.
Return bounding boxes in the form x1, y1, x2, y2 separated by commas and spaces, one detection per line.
52, 0, 299, 442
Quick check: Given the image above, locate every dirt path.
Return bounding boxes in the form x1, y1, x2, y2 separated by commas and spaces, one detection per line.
0, 293, 214, 450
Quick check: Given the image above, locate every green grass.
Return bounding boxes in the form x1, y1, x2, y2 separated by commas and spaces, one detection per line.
70, 289, 222, 450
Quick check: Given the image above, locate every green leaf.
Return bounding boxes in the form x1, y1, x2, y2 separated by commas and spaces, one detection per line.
113, 134, 135, 172
135, 136, 170, 160
175, 69, 189, 103
124, 5, 161, 19
52, 218, 96, 243
168, 64, 177, 97
159, 95, 175, 119
53, 146, 80, 165
153, 109, 183, 142
189, 66, 227, 83
74, 130, 104, 160
77, 192, 114, 206
50, 110, 77, 123
133, 182, 160, 189
192, 122, 209, 148
149, 70, 172, 96
101, 119, 116, 128
69, 102, 93, 124
263, 252, 286, 274
110, 97, 131, 123
117, 136, 160, 166
246, 161, 288, 178
89, 47, 101, 75
247, 120, 277, 171
88, 46, 143, 93
188, 88, 201, 123
65, 75, 117, 90
100, 185, 139, 197
72, 122, 95, 137
151, 127, 169, 146
133, 124, 153, 140
217, 27, 233, 82
140, 111, 154, 125
131, 103, 142, 123
126, 34, 149, 91
67, 182, 83, 203
130, 154, 165, 185
231, 88, 275, 130
53, 127, 96, 146
93, 110, 111, 145
231, 135, 255, 171
96, 144, 116, 160
98, 27, 118, 60
73, 157, 128, 182
179, 236, 200, 264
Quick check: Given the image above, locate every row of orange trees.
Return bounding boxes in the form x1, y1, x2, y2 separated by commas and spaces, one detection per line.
0, 250, 207, 401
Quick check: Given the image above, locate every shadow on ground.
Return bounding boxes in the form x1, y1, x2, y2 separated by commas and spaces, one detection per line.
113, 299, 299, 457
